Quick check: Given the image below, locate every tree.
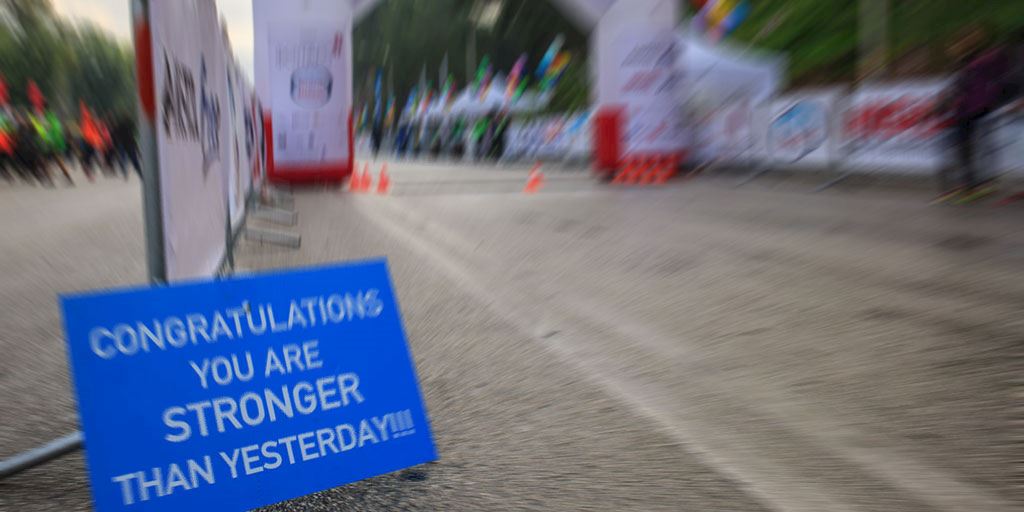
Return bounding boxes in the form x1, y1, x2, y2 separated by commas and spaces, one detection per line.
730, 0, 1024, 86
0, 0, 134, 119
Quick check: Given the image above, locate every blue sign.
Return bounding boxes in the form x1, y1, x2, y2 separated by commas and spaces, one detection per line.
61, 260, 437, 512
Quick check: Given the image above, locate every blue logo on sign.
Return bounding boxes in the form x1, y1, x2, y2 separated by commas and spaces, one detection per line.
61, 260, 437, 512
770, 100, 828, 162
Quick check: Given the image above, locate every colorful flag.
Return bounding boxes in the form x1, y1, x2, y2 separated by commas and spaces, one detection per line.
384, 96, 395, 128
541, 52, 571, 91
535, 35, 564, 80
478, 67, 493, 100
474, 56, 490, 90
512, 77, 530, 102
506, 54, 527, 100
440, 75, 454, 105
722, 0, 750, 34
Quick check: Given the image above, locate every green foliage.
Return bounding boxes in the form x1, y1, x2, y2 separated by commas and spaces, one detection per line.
354, 0, 588, 110
0, 0, 134, 119
731, 0, 1024, 85
546, 57, 588, 113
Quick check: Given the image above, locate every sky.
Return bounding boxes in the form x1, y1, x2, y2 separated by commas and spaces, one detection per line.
52, 0, 256, 79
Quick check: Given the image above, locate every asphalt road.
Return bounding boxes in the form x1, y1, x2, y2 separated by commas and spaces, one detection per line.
0, 161, 1020, 511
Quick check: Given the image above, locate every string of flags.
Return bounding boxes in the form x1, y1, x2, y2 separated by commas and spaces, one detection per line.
365, 35, 574, 126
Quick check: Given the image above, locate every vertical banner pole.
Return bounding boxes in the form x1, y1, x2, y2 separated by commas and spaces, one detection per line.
132, 0, 167, 285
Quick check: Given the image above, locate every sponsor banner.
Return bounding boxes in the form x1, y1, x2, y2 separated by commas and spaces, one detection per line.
267, 25, 349, 167
768, 89, 841, 168
506, 113, 592, 160
254, 0, 353, 181
988, 112, 1024, 176
841, 80, 950, 173
63, 260, 437, 512
695, 99, 770, 164
705, 100, 757, 163
225, 60, 251, 229
150, 0, 227, 281
616, 33, 685, 156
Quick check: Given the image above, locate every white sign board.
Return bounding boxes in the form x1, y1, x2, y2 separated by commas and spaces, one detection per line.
841, 81, 950, 173
151, 0, 227, 280
268, 25, 350, 166
254, 0, 353, 177
697, 99, 770, 164
769, 89, 841, 168
616, 32, 685, 156
224, 59, 251, 229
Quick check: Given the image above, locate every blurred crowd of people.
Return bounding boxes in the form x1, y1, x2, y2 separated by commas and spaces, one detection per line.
0, 105, 138, 187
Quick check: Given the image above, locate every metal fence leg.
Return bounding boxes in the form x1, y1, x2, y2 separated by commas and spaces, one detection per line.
0, 431, 84, 479
244, 227, 302, 248
251, 206, 298, 226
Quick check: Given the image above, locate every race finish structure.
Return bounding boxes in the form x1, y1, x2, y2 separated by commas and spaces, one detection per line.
254, 0, 354, 184
62, 260, 436, 511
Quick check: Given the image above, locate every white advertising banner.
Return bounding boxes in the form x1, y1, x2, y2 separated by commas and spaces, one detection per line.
841, 80, 950, 173
991, 113, 1024, 176
150, 0, 227, 281
268, 25, 350, 166
507, 113, 592, 161
698, 99, 770, 164
768, 89, 841, 168
616, 32, 685, 156
225, 59, 250, 229
254, 0, 353, 177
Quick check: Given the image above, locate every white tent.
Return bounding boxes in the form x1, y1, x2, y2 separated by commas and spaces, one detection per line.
423, 97, 448, 121
508, 90, 552, 114
449, 81, 509, 118
677, 30, 784, 104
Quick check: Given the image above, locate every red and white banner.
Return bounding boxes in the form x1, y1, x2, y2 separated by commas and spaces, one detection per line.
841, 81, 950, 173
615, 32, 685, 158
253, 0, 353, 183
702, 100, 765, 163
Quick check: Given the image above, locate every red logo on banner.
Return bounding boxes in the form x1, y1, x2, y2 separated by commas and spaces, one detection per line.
333, 33, 343, 57
845, 95, 948, 139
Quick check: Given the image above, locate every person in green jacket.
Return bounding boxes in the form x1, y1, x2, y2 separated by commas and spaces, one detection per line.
31, 111, 72, 184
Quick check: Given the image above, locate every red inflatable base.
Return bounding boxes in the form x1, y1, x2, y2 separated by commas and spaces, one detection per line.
263, 112, 354, 184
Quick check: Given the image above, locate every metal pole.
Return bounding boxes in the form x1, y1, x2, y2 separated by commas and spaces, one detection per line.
0, 432, 84, 479
135, 0, 167, 285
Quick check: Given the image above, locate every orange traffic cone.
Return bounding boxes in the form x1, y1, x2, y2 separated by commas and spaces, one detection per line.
349, 163, 363, 192
377, 163, 391, 195
640, 158, 659, 185
613, 158, 634, 184
523, 163, 544, 194
656, 156, 678, 184
626, 158, 646, 184
359, 163, 372, 192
